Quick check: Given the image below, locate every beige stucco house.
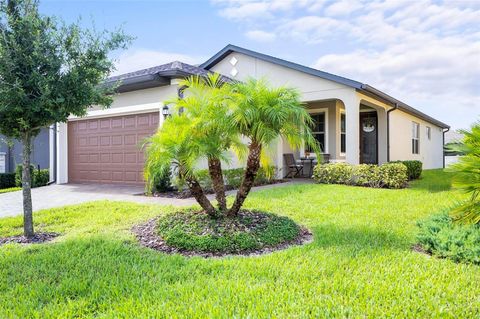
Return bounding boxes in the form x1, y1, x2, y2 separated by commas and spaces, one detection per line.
53, 44, 449, 185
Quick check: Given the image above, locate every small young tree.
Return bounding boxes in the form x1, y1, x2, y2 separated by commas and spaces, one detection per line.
0, 0, 130, 238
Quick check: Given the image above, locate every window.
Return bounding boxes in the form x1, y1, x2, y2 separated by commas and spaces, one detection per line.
340, 113, 346, 153
306, 113, 325, 152
412, 122, 420, 154
426, 126, 431, 140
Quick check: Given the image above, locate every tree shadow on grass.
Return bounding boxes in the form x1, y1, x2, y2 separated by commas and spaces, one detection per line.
310, 224, 410, 253
408, 170, 454, 193
0, 236, 221, 316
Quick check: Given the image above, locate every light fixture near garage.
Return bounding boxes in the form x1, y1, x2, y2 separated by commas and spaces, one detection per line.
162, 105, 171, 120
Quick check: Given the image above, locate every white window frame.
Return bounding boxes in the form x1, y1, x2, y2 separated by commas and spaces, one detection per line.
302, 108, 329, 156
412, 121, 420, 154
426, 126, 431, 140
340, 110, 346, 156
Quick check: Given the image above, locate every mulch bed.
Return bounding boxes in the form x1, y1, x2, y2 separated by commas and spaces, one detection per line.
0, 232, 59, 246
149, 180, 288, 199
132, 216, 313, 258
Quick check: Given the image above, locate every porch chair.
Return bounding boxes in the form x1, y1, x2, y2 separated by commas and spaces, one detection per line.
283, 153, 304, 178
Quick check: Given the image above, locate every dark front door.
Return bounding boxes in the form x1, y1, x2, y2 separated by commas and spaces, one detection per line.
360, 112, 378, 164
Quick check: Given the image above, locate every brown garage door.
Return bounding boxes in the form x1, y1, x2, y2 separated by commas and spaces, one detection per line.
68, 112, 159, 185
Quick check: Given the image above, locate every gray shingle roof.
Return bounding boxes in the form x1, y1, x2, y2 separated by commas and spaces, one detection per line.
107, 61, 212, 83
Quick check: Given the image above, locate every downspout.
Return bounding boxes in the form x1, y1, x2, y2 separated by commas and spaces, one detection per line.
386, 103, 398, 162
47, 123, 57, 185
442, 127, 450, 169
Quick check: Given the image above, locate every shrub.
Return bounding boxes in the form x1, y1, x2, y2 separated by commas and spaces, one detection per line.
313, 162, 408, 189
379, 163, 408, 189
417, 212, 480, 265
148, 168, 172, 193
352, 164, 383, 188
156, 210, 301, 254
391, 160, 422, 180
172, 167, 276, 192
15, 165, 49, 188
0, 173, 15, 189
312, 163, 353, 184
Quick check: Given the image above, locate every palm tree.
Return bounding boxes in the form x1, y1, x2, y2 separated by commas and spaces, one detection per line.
227, 78, 319, 216
449, 122, 480, 224
144, 114, 217, 216
145, 76, 317, 219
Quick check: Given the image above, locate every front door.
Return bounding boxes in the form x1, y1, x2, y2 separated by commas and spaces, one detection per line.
360, 112, 378, 164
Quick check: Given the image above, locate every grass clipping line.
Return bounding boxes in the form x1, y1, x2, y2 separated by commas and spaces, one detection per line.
133, 210, 313, 258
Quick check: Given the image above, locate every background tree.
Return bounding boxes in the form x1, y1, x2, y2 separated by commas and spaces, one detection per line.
449, 122, 480, 224
0, 0, 130, 238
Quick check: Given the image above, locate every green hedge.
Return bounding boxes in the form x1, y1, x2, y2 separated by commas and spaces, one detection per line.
15, 165, 49, 188
172, 167, 277, 192
313, 162, 408, 189
0, 173, 16, 189
390, 160, 422, 180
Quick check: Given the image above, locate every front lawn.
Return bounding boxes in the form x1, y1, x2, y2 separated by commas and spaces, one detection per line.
1, 169, 479, 318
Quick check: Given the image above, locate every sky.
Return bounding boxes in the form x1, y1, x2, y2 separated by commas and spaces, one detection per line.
40, 0, 480, 130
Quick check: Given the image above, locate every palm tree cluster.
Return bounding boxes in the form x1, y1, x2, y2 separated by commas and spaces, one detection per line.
144, 73, 318, 218
449, 122, 480, 224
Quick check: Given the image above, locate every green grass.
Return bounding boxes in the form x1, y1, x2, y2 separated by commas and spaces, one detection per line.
0, 187, 21, 194
0, 169, 479, 318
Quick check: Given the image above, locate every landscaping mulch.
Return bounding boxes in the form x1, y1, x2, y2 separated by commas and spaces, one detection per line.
149, 180, 287, 199
0, 232, 59, 246
132, 215, 313, 258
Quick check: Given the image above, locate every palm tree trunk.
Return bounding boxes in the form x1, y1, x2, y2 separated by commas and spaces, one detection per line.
208, 157, 227, 212
22, 132, 34, 238
185, 175, 217, 217
228, 141, 262, 216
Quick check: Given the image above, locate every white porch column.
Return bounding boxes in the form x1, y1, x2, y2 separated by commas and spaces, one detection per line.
344, 94, 360, 165
56, 122, 68, 184
49, 124, 56, 182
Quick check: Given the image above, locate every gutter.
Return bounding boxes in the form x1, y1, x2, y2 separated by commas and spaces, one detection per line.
47, 123, 57, 185
386, 103, 399, 162
360, 84, 449, 129
442, 127, 450, 169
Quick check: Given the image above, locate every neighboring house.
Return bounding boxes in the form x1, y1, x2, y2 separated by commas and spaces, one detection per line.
0, 129, 51, 174
53, 44, 449, 185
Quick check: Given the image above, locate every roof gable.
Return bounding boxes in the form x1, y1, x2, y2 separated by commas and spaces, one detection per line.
201, 44, 449, 129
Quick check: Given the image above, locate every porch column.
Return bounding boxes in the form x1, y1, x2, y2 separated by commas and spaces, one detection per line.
344, 95, 360, 165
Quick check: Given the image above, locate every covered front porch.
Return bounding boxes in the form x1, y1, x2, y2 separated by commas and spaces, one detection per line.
276, 92, 392, 178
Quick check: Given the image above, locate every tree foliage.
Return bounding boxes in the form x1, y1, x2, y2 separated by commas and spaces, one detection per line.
145, 76, 318, 218
449, 122, 480, 224
0, 0, 130, 237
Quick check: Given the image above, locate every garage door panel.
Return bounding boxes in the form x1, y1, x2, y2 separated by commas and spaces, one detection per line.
68, 112, 159, 185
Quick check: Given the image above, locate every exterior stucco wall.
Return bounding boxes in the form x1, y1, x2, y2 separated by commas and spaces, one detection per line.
90, 85, 178, 111
0, 128, 50, 173
389, 110, 444, 169
210, 52, 353, 102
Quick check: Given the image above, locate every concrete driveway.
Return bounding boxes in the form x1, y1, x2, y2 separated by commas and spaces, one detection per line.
0, 183, 199, 218
0, 181, 306, 218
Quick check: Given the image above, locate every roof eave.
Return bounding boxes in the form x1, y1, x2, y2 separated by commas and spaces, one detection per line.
360, 85, 450, 129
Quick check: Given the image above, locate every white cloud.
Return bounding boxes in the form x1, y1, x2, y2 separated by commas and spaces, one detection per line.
245, 30, 276, 42
324, 0, 362, 16
112, 49, 204, 76
211, 0, 480, 128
